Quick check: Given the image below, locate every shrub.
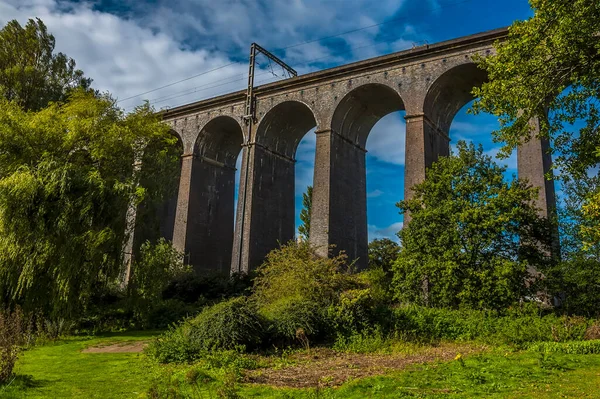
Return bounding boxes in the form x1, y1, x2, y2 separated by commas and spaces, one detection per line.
163, 272, 253, 304
0, 308, 24, 384
187, 297, 264, 352
146, 323, 201, 363
148, 297, 264, 363
260, 297, 324, 342
530, 340, 600, 354
253, 241, 354, 309
390, 304, 594, 346
132, 239, 190, 304
327, 288, 391, 336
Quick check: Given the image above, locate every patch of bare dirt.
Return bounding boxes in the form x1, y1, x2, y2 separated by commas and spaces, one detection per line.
82, 341, 148, 353
245, 343, 486, 388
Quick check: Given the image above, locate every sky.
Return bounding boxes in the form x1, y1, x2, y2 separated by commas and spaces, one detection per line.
0, 0, 537, 242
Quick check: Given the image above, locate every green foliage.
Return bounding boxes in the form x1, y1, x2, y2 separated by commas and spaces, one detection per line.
298, 186, 312, 241
0, 18, 92, 111
260, 297, 324, 341
253, 241, 354, 309
163, 272, 253, 304
132, 239, 189, 303
327, 288, 389, 337
391, 304, 593, 346
393, 141, 553, 311
546, 256, 600, 317
368, 238, 400, 275
252, 241, 358, 344
530, 340, 600, 355
0, 91, 178, 318
130, 239, 191, 324
0, 308, 23, 384
147, 297, 264, 363
473, 0, 600, 247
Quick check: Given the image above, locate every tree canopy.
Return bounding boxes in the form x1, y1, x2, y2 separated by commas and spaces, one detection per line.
473, 0, 600, 247
0, 91, 179, 317
0, 18, 92, 111
392, 142, 553, 311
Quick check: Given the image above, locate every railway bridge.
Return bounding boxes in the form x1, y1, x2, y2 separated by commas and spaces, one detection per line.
150, 27, 555, 274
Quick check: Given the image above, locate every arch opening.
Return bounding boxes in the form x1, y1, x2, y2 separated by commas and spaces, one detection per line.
241, 101, 317, 269
424, 63, 488, 133
187, 116, 243, 274
332, 83, 405, 147
365, 111, 406, 244
323, 83, 406, 269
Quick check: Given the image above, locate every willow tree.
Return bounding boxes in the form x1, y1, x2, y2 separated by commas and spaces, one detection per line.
0, 91, 179, 317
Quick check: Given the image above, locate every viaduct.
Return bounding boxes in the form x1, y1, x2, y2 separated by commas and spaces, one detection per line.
144, 27, 556, 274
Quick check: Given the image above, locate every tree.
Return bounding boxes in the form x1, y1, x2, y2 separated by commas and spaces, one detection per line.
0, 91, 179, 317
472, 0, 600, 246
392, 142, 553, 311
368, 238, 400, 275
0, 18, 92, 111
298, 185, 312, 240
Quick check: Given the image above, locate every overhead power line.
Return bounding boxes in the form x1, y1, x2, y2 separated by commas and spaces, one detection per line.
118, 0, 475, 107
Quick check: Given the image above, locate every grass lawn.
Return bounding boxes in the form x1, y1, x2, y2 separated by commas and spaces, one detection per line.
2, 333, 600, 398
0, 331, 162, 399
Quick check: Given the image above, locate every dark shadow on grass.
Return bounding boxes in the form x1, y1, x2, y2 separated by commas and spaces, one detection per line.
0, 374, 48, 396
93, 330, 165, 339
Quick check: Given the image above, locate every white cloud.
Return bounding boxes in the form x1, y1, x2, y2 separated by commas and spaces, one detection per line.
0, 0, 429, 113
368, 221, 403, 242
367, 189, 384, 198
366, 112, 406, 165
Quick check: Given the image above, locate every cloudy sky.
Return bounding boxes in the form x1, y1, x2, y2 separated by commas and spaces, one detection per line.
0, 0, 536, 241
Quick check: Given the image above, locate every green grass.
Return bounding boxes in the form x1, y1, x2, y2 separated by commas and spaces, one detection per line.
242, 351, 600, 398
3, 334, 600, 398
0, 331, 162, 399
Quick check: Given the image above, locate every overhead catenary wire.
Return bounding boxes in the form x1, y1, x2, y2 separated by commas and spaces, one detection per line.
118, 0, 475, 108
146, 21, 451, 112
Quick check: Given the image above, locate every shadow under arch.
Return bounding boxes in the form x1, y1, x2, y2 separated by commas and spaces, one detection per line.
134, 130, 184, 249
234, 100, 317, 272
424, 63, 488, 134
185, 116, 243, 274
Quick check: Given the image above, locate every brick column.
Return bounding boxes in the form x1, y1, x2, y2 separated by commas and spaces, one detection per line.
231, 143, 296, 273
517, 118, 557, 220
309, 129, 368, 270
172, 153, 193, 258
403, 114, 450, 223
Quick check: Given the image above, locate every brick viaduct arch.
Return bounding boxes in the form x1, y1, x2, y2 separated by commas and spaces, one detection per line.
153, 27, 556, 274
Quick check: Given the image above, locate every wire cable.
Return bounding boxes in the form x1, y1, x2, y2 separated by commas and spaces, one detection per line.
118, 0, 474, 106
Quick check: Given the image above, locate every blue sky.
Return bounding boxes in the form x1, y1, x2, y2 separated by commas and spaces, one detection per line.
0, 0, 536, 241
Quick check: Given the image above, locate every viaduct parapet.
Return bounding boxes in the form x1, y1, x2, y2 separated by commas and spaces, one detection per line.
148, 27, 556, 274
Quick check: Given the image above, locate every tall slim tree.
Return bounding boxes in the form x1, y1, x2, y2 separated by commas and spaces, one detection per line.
0, 18, 92, 111
298, 186, 312, 241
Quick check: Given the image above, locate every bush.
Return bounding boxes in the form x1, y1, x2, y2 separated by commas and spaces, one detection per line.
0, 308, 23, 384
147, 297, 264, 363
530, 340, 600, 354
260, 297, 324, 342
327, 288, 391, 336
163, 272, 253, 304
253, 241, 354, 309
132, 239, 190, 304
391, 304, 594, 346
